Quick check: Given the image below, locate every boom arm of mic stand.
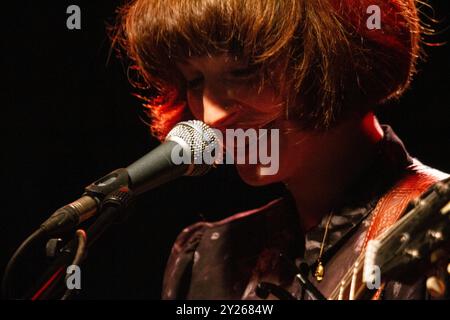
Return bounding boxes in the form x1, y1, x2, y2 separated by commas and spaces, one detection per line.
25, 187, 134, 300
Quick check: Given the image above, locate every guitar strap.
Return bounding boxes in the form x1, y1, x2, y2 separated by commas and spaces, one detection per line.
362, 159, 449, 299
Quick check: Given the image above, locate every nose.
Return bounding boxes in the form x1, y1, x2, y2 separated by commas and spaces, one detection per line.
202, 83, 235, 127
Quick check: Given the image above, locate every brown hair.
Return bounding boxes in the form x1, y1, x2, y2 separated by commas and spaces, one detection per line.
114, 0, 421, 140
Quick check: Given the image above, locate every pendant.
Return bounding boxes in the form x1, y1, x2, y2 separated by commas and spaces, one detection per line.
315, 261, 324, 282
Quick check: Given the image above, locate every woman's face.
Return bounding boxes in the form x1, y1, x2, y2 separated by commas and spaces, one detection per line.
176, 54, 307, 186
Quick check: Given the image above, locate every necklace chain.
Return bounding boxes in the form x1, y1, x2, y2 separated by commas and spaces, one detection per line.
314, 211, 334, 282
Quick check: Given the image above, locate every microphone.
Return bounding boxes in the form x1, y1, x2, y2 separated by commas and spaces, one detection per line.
127, 119, 218, 195
40, 120, 218, 235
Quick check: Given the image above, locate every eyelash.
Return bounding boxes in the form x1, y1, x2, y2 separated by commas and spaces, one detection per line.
186, 77, 203, 90
229, 66, 259, 78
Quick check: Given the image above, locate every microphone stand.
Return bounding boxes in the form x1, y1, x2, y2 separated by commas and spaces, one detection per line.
23, 186, 134, 300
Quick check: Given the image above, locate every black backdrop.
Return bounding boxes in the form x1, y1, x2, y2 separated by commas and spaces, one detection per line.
2, 0, 449, 299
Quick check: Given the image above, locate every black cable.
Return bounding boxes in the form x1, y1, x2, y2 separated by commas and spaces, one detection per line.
9, 188, 132, 300
256, 282, 297, 300
294, 259, 326, 300
27, 189, 132, 300
2, 228, 45, 299
295, 273, 327, 300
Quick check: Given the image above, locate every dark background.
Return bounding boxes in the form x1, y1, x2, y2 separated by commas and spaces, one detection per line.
1, 1, 449, 299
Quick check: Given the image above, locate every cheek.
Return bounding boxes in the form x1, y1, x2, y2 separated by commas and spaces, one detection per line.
234, 130, 292, 186
232, 91, 285, 130
234, 123, 309, 186
236, 86, 282, 114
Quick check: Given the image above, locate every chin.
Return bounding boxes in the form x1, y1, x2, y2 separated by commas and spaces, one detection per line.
236, 163, 282, 186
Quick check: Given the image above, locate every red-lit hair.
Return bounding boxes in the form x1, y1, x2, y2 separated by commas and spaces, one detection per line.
114, 0, 422, 140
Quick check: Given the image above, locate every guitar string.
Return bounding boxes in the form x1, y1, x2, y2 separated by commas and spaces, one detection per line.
328, 187, 445, 299
329, 201, 422, 299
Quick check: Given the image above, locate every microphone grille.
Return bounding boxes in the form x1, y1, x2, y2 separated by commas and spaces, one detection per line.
165, 120, 218, 176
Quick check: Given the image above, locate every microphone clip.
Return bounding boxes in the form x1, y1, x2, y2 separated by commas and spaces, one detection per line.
40, 168, 131, 236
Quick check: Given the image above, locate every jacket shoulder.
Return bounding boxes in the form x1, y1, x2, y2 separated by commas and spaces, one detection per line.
161, 198, 291, 299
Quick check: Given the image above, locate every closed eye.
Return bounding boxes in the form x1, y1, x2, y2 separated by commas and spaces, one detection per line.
229, 65, 259, 78
186, 76, 204, 90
